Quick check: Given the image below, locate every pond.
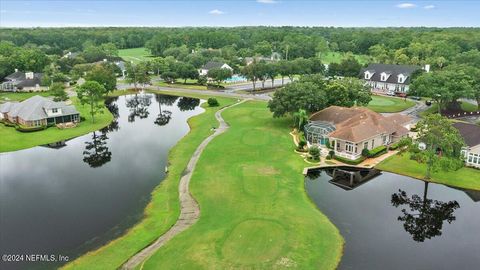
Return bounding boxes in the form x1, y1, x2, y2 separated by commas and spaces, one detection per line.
305, 169, 480, 270
0, 93, 204, 269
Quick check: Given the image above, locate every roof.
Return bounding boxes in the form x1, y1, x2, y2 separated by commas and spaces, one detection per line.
309, 106, 411, 142
4, 71, 43, 88
201, 61, 226, 70
0, 95, 79, 121
360, 64, 421, 85
452, 122, 480, 147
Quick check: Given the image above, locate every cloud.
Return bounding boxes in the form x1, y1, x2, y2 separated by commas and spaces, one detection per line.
424, 5, 435, 9
209, 9, 225, 15
396, 3, 417, 9
257, 0, 278, 4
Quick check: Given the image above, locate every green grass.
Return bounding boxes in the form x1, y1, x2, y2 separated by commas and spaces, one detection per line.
377, 153, 480, 191
118, 47, 153, 63
420, 101, 479, 117
320, 51, 371, 65
62, 95, 239, 270
140, 101, 343, 269
0, 90, 54, 102
0, 97, 113, 153
366, 95, 416, 113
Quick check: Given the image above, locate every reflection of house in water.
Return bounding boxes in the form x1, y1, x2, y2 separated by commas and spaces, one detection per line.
42, 140, 68, 149
324, 166, 381, 190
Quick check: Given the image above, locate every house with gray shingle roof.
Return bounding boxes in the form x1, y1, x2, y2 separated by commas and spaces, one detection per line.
198, 61, 233, 76
0, 95, 79, 128
360, 63, 428, 95
1, 70, 47, 92
453, 122, 480, 169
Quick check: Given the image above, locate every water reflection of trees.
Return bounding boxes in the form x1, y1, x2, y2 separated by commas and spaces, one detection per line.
154, 94, 177, 126
103, 97, 120, 133
177, 97, 200, 111
126, 94, 152, 122
391, 182, 460, 242
306, 169, 322, 180
83, 131, 112, 168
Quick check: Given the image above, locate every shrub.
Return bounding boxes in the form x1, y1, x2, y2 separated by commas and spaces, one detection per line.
328, 150, 335, 159
207, 98, 219, 107
389, 142, 400, 150
15, 124, 47, 132
334, 155, 366, 165
361, 148, 370, 157
368, 145, 387, 158
308, 146, 321, 161
297, 140, 307, 151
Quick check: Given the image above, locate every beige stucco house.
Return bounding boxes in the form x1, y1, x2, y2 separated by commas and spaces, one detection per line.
305, 106, 412, 160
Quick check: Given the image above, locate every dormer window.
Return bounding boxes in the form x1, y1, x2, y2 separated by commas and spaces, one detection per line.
364, 71, 374, 80
380, 72, 390, 82
52, 108, 58, 113
398, 74, 406, 83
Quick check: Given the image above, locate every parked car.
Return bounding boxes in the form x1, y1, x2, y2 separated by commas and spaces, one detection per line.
386, 91, 395, 96
425, 100, 432, 106
409, 96, 421, 101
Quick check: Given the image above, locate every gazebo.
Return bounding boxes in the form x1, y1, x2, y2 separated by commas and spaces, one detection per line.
304, 121, 336, 145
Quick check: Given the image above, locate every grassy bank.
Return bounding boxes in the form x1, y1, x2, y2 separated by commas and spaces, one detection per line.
62, 95, 238, 270
0, 97, 113, 153
377, 153, 480, 191
367, 95, 416, 113
118, 47, 153, 63
320, 51, 370, 64
140, 101, 343, 269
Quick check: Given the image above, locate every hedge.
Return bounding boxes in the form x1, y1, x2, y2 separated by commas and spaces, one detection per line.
334, 155, 366, 165
368, 145, 388, 158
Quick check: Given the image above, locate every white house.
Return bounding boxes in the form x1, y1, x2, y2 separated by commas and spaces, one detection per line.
453, 122, 480, 169
360, 64, 428, 95
198, 61, 233, 76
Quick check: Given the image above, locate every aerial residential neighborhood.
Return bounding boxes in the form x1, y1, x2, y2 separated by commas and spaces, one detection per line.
0, 1, 479, 270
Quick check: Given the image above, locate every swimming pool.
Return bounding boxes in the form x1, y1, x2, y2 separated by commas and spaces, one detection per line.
224, 75, 247, 83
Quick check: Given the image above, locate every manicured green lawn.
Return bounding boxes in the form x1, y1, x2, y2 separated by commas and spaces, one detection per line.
366, 95, 416, 113
62, 95, 239, 270
0, 90, 54, 102
320, 51, 371, 64
118, 47, 153, 63
0, 97, 113, 153
377, 153, 480, 191
420, 101, 479, 117
140, 101, 343, 269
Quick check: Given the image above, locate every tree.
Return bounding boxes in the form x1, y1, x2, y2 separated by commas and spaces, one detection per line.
268, 81, 326, 117
276, 60, 294, 86
207, 67, 232, 86
241, 63, 261, 91
149, 57, 169, 76
411, 67, 473, 113
207, 98, 219, 107
76, 81, 105, 123
315, 37, 329, 58
51, 82, 68, 102
173, 62, 198, 84
161, 71, 178, 83
324, 78, 372, 107
413, 114, 465, 179
308, 146, 321, 161
328, 55, 362, 77
85, 64, 117, 94
293, 109, 308, 130
125, 62, 150, 90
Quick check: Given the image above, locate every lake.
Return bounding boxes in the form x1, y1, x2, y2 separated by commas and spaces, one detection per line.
0, 93, 203, 269
305, 169, 480, 270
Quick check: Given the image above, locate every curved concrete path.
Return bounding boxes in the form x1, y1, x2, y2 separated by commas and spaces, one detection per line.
122, 99, 248, 270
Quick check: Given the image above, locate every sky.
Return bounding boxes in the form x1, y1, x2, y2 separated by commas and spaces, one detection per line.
0, 0, 479, 28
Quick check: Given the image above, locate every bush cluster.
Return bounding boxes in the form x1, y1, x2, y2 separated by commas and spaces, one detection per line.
207, 98, 219, 107
361, 145, 388, 158
334, 155, 366, 165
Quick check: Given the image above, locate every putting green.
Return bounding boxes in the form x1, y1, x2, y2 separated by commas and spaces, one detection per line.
367, 95, 416, 113
240, 164, 280, 197
221, 219, 286, 264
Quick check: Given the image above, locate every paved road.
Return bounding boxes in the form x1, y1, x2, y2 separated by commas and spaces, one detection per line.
121, 99, 248, 270
224, 78, 292, 93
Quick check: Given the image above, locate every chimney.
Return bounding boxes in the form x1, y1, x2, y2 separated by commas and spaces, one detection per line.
25, 72, 34, 79
424, 64, 431, 73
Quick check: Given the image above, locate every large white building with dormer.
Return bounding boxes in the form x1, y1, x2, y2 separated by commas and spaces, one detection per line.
360, 64, 427, 95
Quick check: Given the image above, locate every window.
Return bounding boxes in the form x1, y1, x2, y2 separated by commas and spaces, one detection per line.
364, 142, 368, 149
364, 72, 370, 79
52, 108, 58, 113
345, 142, 354, 153
382, 135, 388, 144
371, 139, 375, 148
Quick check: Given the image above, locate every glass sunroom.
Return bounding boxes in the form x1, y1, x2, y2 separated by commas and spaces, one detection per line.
304, 121, 336, 145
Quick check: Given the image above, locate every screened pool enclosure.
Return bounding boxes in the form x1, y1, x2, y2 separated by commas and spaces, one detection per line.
304, 121, 336, 145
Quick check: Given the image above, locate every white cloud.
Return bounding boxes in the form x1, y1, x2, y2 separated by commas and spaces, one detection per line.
424, 5, 435, 9
396, 3, 417, 9
209, 9, 225, 15
257, 0, 278, 4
